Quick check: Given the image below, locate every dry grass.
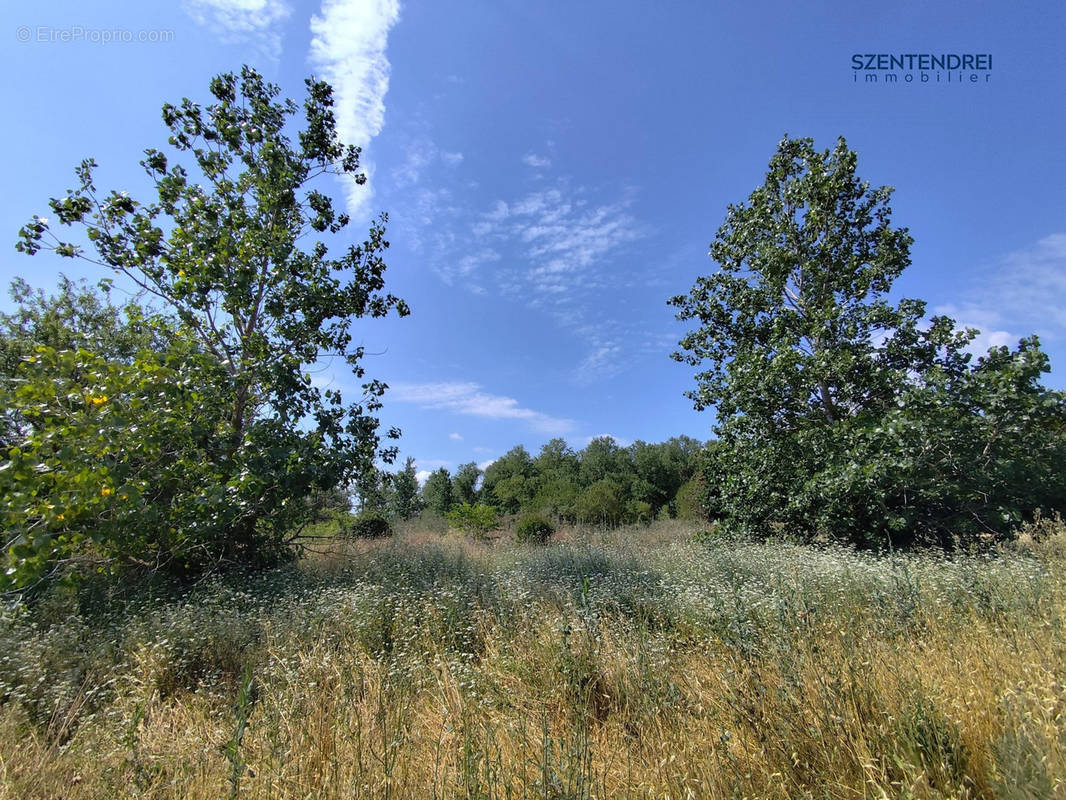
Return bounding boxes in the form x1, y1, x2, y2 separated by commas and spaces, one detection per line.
2, 519, 1065, 798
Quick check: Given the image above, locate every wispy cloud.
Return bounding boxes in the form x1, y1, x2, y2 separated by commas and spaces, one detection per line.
308, 0, 402, 217
391, 382, 575, 435
183, 0, 291, 59
522, 153, 551, 168
449, 432, 463, 441
935, 233, 1066, 353
473, 183, 643, 300
392, 142, 647, 383
394, 138, 465, 188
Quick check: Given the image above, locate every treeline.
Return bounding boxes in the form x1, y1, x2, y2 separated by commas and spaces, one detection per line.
362, 436, 709, 527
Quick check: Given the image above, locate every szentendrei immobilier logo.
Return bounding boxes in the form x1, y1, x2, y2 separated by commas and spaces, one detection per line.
851, 53, 992, 85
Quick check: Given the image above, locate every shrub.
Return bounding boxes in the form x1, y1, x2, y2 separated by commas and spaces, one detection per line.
575, 480, 622, 527
515, 513, 554, 544
625, 499, 654, 525
675, 476, 708, 521
446, 502, 498, 538
344, 510, 392, 539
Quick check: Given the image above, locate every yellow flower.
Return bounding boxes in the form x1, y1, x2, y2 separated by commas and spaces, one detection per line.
101, 487, 113, 497
178, 269, 186, 277
89, 395, 108, 406
56, 513, 66, 522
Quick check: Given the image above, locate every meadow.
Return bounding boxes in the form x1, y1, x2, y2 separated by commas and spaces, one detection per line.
2, 519, 1065, 799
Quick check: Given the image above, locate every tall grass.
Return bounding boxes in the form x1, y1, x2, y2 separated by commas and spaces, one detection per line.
1, 520, 1064, 798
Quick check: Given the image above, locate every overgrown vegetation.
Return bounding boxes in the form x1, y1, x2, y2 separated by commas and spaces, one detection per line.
3, 67, 407, 591
4, 72, 1066, 799
671, 135, 1066, 548
2, 519, 1065, 798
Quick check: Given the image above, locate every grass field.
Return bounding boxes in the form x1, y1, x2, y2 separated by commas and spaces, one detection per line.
2, 519, 1065, 799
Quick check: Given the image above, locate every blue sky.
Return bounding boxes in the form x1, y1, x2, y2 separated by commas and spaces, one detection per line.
3, 1, 1065, 481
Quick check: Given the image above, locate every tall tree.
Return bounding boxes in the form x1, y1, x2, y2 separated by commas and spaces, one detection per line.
389, 458, 422, 520
12, 67, 408, 579
421, 467, 454, 517
670, 135, 1066, 546
452, 462, 481, 507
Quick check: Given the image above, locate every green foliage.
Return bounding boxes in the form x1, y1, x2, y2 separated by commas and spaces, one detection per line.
671, 135, 1066, 547
354, 467, 389, 514
389, 457, 422, 521
452, 462, 481, 507
446, 502, 498, 538
0, 332, 256, 589
344, 509, 392, 539
674, 476, 708, 522
515, 513, 554, 544
421, 467, 454, 517
482, 446, 536, 514
8, 67, 408, 588
624, 499, 654, 525
575, 480, 623, 527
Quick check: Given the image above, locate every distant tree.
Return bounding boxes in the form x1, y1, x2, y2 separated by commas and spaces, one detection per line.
452, 462, 481, 506
535, 438, 580, 480
446, 502, 498, 538
354, 467, 389, 514
532, 476, 581, 522
482, 446, 536, 514
389, 457, 422, 520
670, 134, 1066, 547
575, 480, 623, 527
578, 437, 629, 487
421, 467, 454, 516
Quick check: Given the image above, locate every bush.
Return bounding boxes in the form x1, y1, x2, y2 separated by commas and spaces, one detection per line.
625, 499, 654, 525
344, 510, 392, 539
446, 502, 498, 538
575, 480, 622, 527
515, 514, 554, 544
675, 476, 708, 522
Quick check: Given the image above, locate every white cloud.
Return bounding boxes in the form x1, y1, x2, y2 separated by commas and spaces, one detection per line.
574, 340, 625, 383
390, 382, 575, 435
935, 233, 1066, 353
183, 0, 291, 59
449, 432, 463, 441
522, 153, 552, 168
471, 183, 643, 300
415, 469, 432, 486
394, 140, 465, 188
308, 0, 402, 217
934, 303, 1019, 356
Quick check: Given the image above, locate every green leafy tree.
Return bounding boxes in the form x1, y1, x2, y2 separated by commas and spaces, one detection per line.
670, 134, 1066, 547
451, 462, 481, 506
575, 480, 623, 527
0, 277, 169, 447
2, 329, 235, 587
482, 446, 536, 514
578, 436, 630, 487
446, 502, 498, 538
389, 457, 422, 520
354, 467, 389, 513
421, 467, 454, 517
11, 66, 408, 583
